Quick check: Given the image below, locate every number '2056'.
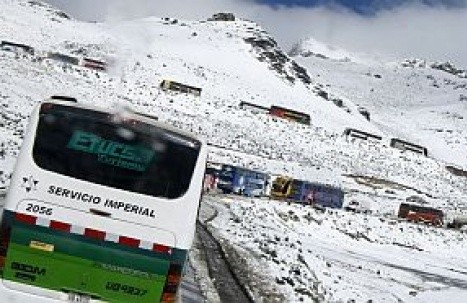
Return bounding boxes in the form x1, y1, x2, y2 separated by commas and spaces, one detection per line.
26, 203, 53, 216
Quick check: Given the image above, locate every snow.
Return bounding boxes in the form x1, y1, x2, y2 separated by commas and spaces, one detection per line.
203, 195, 467, 303
0, 0, 466, 302
289, 37, 384, 66
291, 40, 467, 169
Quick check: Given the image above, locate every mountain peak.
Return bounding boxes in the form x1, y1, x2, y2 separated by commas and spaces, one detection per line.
289, 37, 388, 65
289, 37, 354, 62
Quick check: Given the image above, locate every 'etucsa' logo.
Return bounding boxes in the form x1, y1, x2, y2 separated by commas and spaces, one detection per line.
67, 130, 155, 172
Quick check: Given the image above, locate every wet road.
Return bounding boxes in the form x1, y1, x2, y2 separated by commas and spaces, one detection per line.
180, 261, 205, 303
196, 221, 252, 303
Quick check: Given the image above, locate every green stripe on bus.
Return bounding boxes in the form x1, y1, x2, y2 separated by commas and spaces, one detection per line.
4, 243, 166, 303
10, 223, 171, 276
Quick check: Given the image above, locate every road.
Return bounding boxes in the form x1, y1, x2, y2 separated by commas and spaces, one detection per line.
180, 261, 205, 303
196, 222, 252, 303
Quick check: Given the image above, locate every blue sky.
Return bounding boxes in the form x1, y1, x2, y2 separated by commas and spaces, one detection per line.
257, 0, 466, 14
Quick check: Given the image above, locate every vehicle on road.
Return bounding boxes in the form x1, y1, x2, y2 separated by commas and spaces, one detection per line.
0, 97, 207, 303
344, 200, 372, 214
203, 165, 220, 193
217, 165, 267, 197
160, 80, 202, 97
270, 176, 344, 209
268, 105, 311, 125
398, 203, 443, 226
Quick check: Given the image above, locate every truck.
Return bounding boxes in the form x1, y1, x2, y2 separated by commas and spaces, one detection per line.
270, 176, 344, 209
398, 203, 443, 226
217, 165, 267, 197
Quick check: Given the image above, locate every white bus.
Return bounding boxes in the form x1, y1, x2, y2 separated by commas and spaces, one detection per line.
0, 97, 207, 303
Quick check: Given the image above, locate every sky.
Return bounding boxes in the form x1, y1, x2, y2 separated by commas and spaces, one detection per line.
44, 0, 467, 67
257, 0, 466, 14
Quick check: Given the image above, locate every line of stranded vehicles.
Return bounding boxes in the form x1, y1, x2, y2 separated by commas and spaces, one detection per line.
0, 40, 451, 159
2, 41, 465, 228
203, 163, 467, 229
0, 40, 455, 159
204, 163, 344, 209
0, 35, 456, 225
2, 42, 464, 225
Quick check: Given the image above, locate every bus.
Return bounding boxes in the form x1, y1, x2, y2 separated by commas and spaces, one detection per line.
217, 165, 267, 197
0, 97, 207, 303
159, 80, 202, 97
268, 106, 311, 125
270, 176, 344, 209
343, 128, 382, 141
389, 138, 428, 157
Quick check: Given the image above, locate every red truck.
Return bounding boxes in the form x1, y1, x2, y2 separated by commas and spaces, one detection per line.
398, 203, 443, 226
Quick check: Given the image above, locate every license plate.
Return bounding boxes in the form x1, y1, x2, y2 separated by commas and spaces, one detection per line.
67, 293, 91, 303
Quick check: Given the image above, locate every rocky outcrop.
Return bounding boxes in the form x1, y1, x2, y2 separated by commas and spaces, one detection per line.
243, 30, 312, 85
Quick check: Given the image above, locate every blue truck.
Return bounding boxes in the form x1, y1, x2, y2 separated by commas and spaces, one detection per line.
217, 165, 268, 197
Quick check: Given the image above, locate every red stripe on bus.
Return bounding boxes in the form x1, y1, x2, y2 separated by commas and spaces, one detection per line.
50, 220, 71, 233
15, 213, 37, 225
118, 236, 140, 248
153, 244, 171, 254
84, 228, 106, 241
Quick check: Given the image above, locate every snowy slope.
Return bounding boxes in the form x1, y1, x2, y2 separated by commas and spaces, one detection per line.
289, 37, 383, 65
291, 37, 467, 169
0, 0, 465, 229
0, 0, 467, 302
203, 195, 467, 303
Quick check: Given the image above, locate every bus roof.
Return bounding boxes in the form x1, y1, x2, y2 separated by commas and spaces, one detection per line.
42, 98, 204, 143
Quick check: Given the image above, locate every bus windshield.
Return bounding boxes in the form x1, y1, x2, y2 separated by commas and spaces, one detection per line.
32, 103, 201, 199
219, 171, 233, 180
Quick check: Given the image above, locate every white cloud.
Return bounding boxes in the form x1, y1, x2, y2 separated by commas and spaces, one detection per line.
45, 0, 467, 66
259, 4, 467, 67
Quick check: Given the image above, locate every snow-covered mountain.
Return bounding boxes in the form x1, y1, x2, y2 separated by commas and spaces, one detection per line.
202, 195, 467, 303
1, 0, 466, 219
289, 37, 381, 65
290, 37, 467, 169
1, 0, 467, 302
